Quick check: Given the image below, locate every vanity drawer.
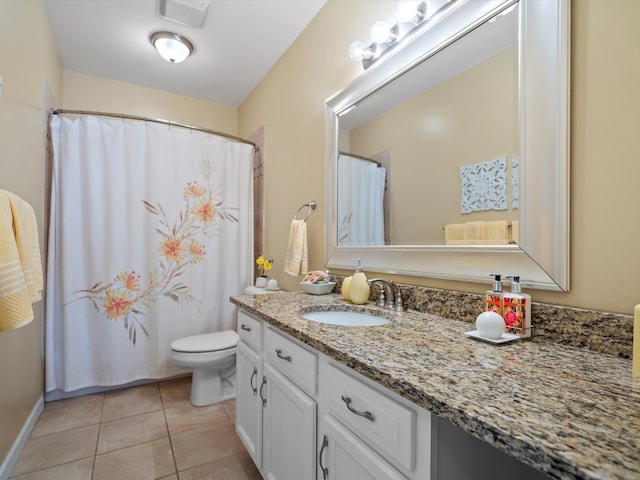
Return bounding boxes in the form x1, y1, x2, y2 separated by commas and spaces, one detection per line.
264, 327, 317, 396
237, 310, 263, 352
320, 362, 416, 472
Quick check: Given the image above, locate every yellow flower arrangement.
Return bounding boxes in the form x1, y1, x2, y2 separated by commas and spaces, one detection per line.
256, 255, 273, 277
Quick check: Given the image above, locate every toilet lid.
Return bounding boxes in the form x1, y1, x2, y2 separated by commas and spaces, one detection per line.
171, 330, 238, 353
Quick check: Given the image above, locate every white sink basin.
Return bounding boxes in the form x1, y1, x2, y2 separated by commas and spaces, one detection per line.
301, 310, 390, 327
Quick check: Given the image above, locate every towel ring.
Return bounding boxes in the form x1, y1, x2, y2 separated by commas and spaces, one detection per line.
294, 201, 316, 222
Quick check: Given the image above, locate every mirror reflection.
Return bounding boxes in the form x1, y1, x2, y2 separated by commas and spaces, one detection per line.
326, 0, 569, 291
337, 4, 519, 246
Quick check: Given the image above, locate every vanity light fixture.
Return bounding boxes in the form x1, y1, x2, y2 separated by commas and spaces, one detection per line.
396, 0, 426, 23
349, 0, 461, 70
150, 31, 194, 63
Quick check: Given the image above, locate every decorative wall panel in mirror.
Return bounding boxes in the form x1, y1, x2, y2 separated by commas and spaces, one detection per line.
324, 0, 569, 291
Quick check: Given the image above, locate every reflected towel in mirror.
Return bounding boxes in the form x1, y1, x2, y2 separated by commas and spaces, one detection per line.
480, 220, 510, 240
463, 221, 483, 240
444, 223, 464, 243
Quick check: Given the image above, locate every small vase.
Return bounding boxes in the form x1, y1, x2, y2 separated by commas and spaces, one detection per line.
255, 276, 268, 288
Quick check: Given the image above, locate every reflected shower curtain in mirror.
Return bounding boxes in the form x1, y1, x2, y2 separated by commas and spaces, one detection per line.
45, 115, 253, 393
337, 154, 386, 245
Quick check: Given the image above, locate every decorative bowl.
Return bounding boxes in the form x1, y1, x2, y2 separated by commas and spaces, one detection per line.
300, 281, 337, 295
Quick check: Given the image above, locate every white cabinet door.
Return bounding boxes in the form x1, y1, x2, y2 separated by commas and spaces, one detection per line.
319, 414, 408, 480
320, 363, 416, 471
263, 363, 316, 480
236, 340, 263, 469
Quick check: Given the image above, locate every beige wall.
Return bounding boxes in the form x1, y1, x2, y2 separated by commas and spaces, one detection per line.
240, 0, 640, 315
0, 0, 63, 465
62, 71, 238, 134
238, 0, 394, 292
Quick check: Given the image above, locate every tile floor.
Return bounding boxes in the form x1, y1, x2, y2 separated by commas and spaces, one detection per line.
9, 377, 262, 480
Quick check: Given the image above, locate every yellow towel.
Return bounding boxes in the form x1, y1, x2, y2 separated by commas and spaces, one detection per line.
0, 191, 43, 331
6, 192, 42, 302
510, 220, 519, 243
480, 220, 510, 241
462, 221, 483, 241
284, 219, 308, 276
444, 223, 464, 243
446, 239, 511, 245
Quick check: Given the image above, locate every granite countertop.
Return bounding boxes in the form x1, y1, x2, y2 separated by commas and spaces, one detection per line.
230, 292, 640, 480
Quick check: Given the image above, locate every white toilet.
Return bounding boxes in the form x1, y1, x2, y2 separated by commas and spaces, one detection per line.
170, 330, 239, 406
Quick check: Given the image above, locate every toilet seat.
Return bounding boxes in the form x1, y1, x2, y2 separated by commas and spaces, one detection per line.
171, 330, 238, 353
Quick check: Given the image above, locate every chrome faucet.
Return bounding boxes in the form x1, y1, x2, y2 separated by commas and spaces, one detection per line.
367, 278, 395, 310
367, 278, 408, 312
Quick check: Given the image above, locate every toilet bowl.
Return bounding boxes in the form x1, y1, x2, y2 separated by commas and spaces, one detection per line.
170, 330, 238, 406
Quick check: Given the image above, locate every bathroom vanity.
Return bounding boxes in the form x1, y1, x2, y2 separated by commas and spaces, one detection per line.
231, 292, 639, 480
235, 306, 430, 480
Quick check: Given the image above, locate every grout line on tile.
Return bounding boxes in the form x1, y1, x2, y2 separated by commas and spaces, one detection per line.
160, 386, 181, 478
8, 456, 96, 479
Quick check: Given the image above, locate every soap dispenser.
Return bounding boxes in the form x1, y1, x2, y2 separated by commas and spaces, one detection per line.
485, 274, 504, 315
341, 276, 352, 301
348, 258, 370, 305
503, 276, 532, 338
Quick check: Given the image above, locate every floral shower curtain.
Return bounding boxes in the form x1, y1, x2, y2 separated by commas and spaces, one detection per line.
337, 153, 386, 246
45, 115, 253, 393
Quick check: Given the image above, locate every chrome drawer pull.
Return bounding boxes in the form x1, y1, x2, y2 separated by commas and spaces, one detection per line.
260, 377, 267, 407
341, 395, 375, 422
241, 324, 251, 331
319, 435, 329, 480
250, 367, 258, 396
275, 348, 292, 362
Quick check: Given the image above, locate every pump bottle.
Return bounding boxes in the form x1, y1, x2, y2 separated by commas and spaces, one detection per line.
341, 276, 352, 301
485, 274, 504, 316
503, 276, 532, 338
348, 258, 370, 305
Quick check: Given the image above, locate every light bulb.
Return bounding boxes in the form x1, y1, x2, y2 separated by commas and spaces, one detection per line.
155, 38, 189, 63
396, 0, 421, 23
349, 41, 374, 62
371, 21, 392, 44
349, 41, 366, 62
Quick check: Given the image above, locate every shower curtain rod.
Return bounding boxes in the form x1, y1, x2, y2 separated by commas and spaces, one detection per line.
50, 109, 257, 149
339, 150, 382, 167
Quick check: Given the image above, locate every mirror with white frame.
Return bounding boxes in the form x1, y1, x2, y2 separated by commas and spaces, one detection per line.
324, 0, 570, 291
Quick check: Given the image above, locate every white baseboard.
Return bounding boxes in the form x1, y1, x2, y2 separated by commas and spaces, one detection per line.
0, 396, 44, 480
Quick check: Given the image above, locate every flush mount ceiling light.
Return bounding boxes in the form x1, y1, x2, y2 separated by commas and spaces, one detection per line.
150, 31, 194, 63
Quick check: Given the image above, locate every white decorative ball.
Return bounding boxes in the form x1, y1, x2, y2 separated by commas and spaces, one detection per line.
267, 278, 278, 290
475, 311, 506, 339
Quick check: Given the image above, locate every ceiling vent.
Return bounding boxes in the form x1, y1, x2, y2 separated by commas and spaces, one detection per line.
158, 0, 210, 28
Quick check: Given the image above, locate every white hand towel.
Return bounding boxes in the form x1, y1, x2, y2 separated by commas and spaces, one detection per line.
284, 219, 308, 276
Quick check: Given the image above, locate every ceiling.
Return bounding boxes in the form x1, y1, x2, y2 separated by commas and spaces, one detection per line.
43, 0, 326, 107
